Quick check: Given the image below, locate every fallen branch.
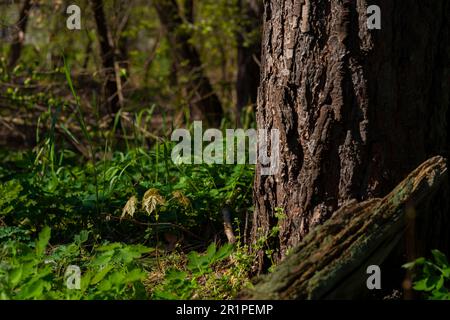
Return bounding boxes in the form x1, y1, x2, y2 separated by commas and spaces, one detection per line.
241, 156, 448, 300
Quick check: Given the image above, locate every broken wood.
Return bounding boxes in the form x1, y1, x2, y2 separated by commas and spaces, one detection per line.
242, 156, 448, 299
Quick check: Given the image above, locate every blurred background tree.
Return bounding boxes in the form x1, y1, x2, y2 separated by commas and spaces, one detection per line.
0, 0, 262, 146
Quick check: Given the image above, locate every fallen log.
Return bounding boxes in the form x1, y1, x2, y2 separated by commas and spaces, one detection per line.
242, 156, 448, 299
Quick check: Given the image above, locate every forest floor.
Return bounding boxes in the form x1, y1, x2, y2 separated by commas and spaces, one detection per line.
0, 63, 258, 300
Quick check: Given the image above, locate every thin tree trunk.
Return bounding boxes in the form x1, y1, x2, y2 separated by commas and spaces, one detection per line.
236, 0, 262, 124
115, 1, 131, 77
82, 37, 93, 70
90, 0, 123, 115
154, 0, 223, 127
8, 0, 32, 69
252, 0, 449, 272
184, 0, 194, 24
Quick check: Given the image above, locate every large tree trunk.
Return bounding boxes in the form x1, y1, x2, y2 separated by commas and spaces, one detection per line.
8, 0, 32, 69
154, 0, 223, 127
91, 0, 123, 115
252, 0, 449, 271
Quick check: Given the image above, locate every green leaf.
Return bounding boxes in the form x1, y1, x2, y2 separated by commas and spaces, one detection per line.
414, 257, 426, 265
442, 267, 450, 278
403, 257, 427, 270
80, 271, 93, 293
165, 270, 188, 282
19, 280, 45, 299
413, 274, 440, 292
130, 244, 154, 254
187, 251, 201, 271
91, 265, 114, 285
9, 266, 23, 287
432, 249, 449, 268
0, 180, 23, 215
124, 268, 146, 282
402, 261, 416, 270
35, 226, 51, 256
206, 243, 217, 260
92, 250, 114, 266
116, 247, 141, 263
413, 278, 432, 291
214, 243, 234, 261
436, 276, 445, 290
74, 230, 89, 246
98, 278, 113, 292
96, 243, 122, 252
153, 290, 180, 300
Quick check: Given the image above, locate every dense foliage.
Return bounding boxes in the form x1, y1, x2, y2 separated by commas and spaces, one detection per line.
0, 139, 256, 299
403, 250, 450, 300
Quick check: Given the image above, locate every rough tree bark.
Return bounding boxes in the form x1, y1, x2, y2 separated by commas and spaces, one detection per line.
251, 0, 449, 271
154, 0, 223, 127
90, 0, 123, 115
8, 0, 32, 69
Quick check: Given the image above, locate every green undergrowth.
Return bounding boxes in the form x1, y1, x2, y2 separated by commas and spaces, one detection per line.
0, 146, 254, 242
403, 249, 450, 300
0, 225, 254, 300
0, 129, 255, 299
